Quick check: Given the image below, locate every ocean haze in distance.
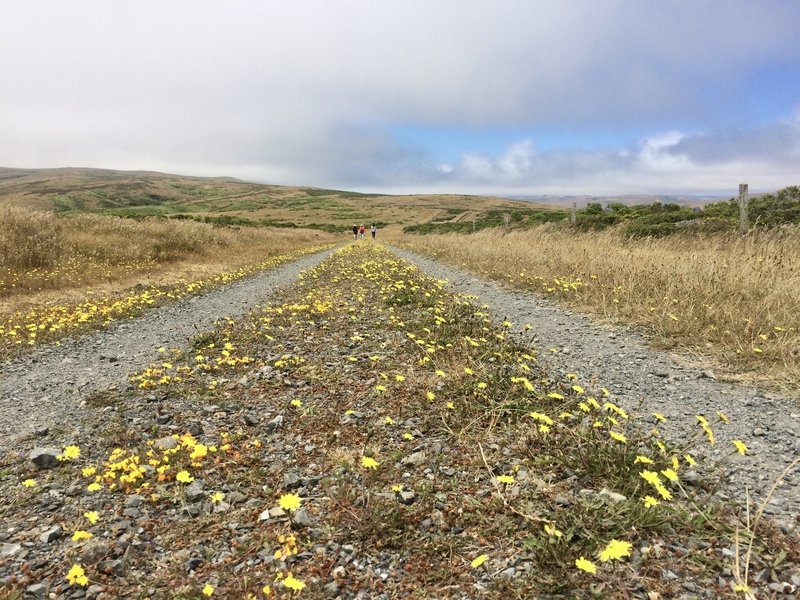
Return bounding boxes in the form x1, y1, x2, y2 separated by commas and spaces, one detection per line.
1, 1, 799, 197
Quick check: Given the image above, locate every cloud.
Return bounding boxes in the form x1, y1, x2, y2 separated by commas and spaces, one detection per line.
1, 1, 799, 194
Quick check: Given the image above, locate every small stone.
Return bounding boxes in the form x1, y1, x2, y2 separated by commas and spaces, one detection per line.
283, 472, 302, 490
185, 556, 203, 573
227, 491, 247, 504
753, 427, 767, 437
265, 415, 284, 433
26, 583, 47, 598
154, 436, 178, 450
86, 584, 104, 599
124, 495, 144, 508
291, 507, 314, 529
181, 504, 202, 518
0, 543, 22, 557
81, 541, 108, 564
243, 413, 258, 426
398, 490, 416, 505
597, 488, 627, 503
29, 447, 61, 469
65, 483, 84, 497
185, 480, 205, 502
97, 559, 127, 577
401, 451, 427, 467
39, 525, 62, 544
323, 581, 340, 597
677, 472, 699, 487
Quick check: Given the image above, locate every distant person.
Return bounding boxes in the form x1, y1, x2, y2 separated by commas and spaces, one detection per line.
352, 224, 358, 240
371, 224, 377, 239
359, 224, 365, 240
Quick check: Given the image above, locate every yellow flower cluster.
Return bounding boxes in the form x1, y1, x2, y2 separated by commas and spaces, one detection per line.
1, 245, 330, 357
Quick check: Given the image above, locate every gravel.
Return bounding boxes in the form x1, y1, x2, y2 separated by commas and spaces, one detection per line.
1, 242, 797, 522
0, 247, 336, 451
389, 245, 800, 521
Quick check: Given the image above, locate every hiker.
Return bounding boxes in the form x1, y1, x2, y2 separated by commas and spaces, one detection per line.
359, 224, 365, 240
371, 224, 377, 239
352, 224, 358, 240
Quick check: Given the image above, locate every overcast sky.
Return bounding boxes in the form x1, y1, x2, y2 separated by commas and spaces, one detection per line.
2, 1, 799, 196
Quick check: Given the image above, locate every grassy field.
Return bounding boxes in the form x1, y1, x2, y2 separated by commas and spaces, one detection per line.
0, 205, 335, 302
0, 167, 553, 237
2, 244, 794, 598
0, 204, 339, 358
400, 224, 800, 396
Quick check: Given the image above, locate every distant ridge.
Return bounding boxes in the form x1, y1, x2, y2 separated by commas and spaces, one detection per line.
505, 193, 729, 209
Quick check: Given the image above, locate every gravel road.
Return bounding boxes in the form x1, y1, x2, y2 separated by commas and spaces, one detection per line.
0, 247, 336, 451
2, 243, 798, 523
389, 245, 800, 525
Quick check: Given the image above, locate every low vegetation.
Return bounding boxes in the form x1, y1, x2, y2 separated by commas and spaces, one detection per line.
2, 244, 794, 598
403, 185, 800, 238
0, 206, 336, 301
401, 224, 800, 394
0, 206, 337, 360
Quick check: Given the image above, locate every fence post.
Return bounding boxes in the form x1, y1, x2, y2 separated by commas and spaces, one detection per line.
738, 183, 749, 234
570, 201, 577, 224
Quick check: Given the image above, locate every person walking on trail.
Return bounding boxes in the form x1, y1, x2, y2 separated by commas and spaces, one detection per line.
352, 224, 358, 240
371, 224, 377, 239
359, 224, 365, 240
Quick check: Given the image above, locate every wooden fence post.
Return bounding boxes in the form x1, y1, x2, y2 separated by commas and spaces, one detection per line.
738, 183, 749, 234
570, 201, 577, 224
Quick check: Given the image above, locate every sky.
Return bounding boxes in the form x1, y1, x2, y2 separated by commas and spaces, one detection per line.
2, 1, 799, 196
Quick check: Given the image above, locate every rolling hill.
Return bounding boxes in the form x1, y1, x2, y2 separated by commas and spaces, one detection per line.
0, 167, 556, 235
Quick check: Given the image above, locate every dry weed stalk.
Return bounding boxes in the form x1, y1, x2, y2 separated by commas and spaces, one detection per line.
733, 455, 800, 597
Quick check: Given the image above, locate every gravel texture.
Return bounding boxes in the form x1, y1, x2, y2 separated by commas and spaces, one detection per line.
389, 245, 800, 524
1, 243, 798, 598
0, 247, 336, 451
1, 242, 797, 523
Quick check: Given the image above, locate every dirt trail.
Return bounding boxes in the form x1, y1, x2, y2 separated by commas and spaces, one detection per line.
1, 243, 798, 525
0, 247, 337, 450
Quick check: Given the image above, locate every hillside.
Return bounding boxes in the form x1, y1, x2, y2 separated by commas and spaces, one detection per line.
0, 167, 554, 235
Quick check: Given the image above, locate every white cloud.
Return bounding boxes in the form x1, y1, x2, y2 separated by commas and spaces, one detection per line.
0, 1, 799, 194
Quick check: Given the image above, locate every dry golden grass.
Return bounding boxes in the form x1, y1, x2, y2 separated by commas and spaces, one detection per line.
402, 223, 800, 394
0, 207, 337, 308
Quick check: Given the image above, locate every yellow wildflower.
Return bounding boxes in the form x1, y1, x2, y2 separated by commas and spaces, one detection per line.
575, 556, 596, 574
282, 573, 305, 591
471, 554, 489, 568
598, 539, 632, 562
66, 563, 88, 587
361, 456, 379, 469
